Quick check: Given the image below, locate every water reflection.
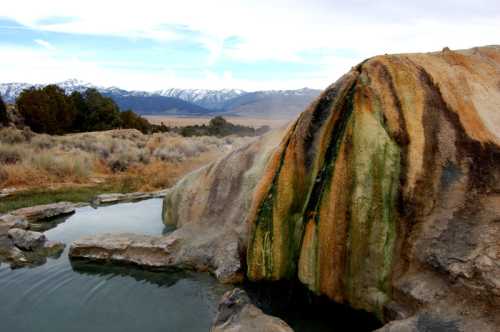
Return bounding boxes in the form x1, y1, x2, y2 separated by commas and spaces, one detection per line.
0, 199, 229, 332
70, 260, 187, 288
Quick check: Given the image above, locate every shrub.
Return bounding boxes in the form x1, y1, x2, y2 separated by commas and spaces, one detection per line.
31, 134, 55, 150
0, 127, 29, 144
153, 147, 185, 162
0, 144, 22, 164
30, 152, 92, 179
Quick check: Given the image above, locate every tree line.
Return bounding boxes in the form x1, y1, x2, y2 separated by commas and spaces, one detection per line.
14, 85, 154, 135
179, 116, 270, 137
1, 87, 270, 138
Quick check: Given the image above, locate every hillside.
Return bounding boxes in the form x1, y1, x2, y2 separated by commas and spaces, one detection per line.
100, 92, 213, 116
222, 88, 320, 119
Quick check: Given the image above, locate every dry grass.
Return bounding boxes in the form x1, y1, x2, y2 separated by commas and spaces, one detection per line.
0, 128, 252, 192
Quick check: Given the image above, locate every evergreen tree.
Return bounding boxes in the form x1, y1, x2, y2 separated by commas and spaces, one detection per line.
82, 88, 122, 131
0, 95, 8, 125
16, 86, 152, 134
120, 110, 151, 133
69, 91, 88, 132
16, 85, 75, 134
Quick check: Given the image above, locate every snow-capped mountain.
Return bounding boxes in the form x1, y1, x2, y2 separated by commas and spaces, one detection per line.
155, 88, 246, 110
0, 79, 321, 118
0, 79, 153, 103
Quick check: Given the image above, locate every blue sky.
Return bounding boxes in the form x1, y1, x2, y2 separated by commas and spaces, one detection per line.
0, 0, 499, 91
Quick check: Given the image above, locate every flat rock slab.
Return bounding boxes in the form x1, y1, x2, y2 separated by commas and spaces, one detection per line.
0, 188, 19, 198
69, 231, 243, 283
91, 190, 169, 206
211, 288, 293, 332
10, 202, 79, 222
70, 233, 178, 267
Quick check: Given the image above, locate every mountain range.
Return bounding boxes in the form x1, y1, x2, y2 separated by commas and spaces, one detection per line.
0, 79, 320, 119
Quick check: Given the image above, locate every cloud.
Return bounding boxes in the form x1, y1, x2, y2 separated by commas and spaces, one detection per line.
34, 39, 55, 50
1, 0, 500, 90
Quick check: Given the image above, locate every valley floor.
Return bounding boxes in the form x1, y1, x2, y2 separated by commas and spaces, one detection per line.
146, 115, 291, 129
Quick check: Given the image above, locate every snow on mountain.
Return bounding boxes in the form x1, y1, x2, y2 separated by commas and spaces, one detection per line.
155, 88, 246, 110
0, 79, 321, 118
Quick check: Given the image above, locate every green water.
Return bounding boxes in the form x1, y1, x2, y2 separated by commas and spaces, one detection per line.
0, 199, 230, 332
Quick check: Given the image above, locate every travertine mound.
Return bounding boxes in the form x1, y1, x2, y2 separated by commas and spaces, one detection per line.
245, 46, 500, 329
80, 46, 499, 330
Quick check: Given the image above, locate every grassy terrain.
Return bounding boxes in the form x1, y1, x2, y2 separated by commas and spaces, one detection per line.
0, 127, 253, 213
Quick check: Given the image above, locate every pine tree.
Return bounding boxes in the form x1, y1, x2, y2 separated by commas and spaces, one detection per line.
0, 95, 8, 125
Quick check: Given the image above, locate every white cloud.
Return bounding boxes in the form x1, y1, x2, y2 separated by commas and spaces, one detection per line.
1, 0, 500, 89
34, 39, 55, 50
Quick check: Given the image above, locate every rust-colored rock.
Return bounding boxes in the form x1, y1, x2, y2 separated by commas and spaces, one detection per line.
245, 46, 500, 330
162, 45, 500, 330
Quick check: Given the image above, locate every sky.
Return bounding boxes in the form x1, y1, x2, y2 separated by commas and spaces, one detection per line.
0, 0, 499, 91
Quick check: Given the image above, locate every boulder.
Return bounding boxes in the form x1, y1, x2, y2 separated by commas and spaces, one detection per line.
0, 214, 29, 233
211, 288, 293, 332
7, 228, 46, 250
10, 202, 78, 222
0, 229, 64, 267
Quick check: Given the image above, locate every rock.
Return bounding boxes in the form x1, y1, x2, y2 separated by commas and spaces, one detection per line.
0, 229, 64, 268
7, 228, 46, 250
163, 46, 500, 330
42, 241, 65, 257
10, 202, 77, 222
0, 187, 18, 198
160, 129, 285, 282
91, 190, 169, 206
211, 288, 293, 332
0, 214, 29, 233
375, 312, 496, 332
69, 231, 242, 283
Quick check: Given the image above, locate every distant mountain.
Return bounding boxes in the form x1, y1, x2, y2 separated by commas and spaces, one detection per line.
0, 80, 213, 116
221, 88, 320, 119
0, 79, 321, 118
155, 88, 246, 110
101, 91, 213, 116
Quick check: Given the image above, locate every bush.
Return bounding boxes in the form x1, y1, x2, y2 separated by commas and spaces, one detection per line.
0, 127, 32, 144
153, 148, 185, 162
31, 134, 55, 150
30, 152, 93, 178
0, 144, 23, 164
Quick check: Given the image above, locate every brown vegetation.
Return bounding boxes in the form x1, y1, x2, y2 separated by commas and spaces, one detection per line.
0, 127, 252, 192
